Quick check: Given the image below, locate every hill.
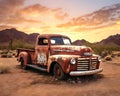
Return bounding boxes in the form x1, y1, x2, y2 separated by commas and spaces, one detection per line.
0, 28, 39, 43
95, 34, 120, 46
72, 34, 120, 47
72, 39, 91, 46
0, 28, 39, 49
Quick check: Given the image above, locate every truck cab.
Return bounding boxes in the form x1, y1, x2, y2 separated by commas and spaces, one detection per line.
17, 34, 103, 80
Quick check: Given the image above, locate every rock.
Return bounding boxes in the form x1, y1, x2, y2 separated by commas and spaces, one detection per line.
105, 56, 112, 61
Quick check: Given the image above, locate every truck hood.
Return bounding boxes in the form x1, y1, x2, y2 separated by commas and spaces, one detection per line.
50, 45, 92, 56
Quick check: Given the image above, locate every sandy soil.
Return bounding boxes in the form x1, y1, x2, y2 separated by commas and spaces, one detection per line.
0, 57, 120, 96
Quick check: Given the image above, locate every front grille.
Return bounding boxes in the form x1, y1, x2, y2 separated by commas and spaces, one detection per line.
77, 58, 97, 71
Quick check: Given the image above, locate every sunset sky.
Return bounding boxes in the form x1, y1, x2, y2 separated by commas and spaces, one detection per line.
0, 0, 120, 42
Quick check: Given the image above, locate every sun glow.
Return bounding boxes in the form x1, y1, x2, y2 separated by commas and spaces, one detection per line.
0, 0, 120, 43
116, 20, 120, 25
16, 22, 120, 43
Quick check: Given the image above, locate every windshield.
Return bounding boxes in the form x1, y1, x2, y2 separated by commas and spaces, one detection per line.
50, 36, 71, 45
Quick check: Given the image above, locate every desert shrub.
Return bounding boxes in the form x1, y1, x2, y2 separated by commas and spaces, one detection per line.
105, 56, 112, 61
11, 39, 34, 50
117, 53, 120, 57
0, 63, 11, 74
7, 53, 13, 58
111, 53, 116, 58
1, 54, 8, 58
90, 45, 120, 57
0, 50, 17, 58
12, 53, 16, 56
0, 46, 8, 50
101, 51, 108, 58
0, 39, 34, 50
0, 50, 9, 54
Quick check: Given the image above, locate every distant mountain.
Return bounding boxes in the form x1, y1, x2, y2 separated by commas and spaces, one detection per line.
28, 33, 40, 44
0, 28, 120, 48
95, 34, 120, 46
72, 34, 120, 46
72, 39, 91, 46
0, 28, 39, 44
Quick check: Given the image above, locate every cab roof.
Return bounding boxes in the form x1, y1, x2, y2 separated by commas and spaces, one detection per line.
37, 34, 69, 38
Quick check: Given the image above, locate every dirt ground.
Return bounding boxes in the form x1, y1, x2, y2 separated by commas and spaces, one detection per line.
0, 57, 120, 96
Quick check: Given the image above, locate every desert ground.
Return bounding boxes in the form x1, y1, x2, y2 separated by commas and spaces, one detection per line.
0, 56, 120, 96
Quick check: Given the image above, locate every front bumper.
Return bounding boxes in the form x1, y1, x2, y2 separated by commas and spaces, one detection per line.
70, 68, 103, 76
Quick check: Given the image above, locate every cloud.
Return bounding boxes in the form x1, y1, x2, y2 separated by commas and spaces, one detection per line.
0, 25, 14, 30
19, 4, 69, 23
0, 0, 24, 14
57, 15, 117, 32
52, 8, 69, 20
20, 4, 69, 19
21, 4, 49, 13
0, 0, 69, 31
0, 0, 25, 25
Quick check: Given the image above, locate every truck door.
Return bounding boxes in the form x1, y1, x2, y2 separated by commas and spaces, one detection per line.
36, 37, 49, 66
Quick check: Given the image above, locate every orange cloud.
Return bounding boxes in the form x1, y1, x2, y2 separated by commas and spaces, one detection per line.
19, 4, 69, 22
0, 0, 69, 32
52, 8, 69, 20
0, 25, 14, 30
0, 0, 24, 14
0, 0, 28, 26
19, 4, 49, 16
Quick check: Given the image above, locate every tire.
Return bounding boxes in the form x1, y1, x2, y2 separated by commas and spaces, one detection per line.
20, 58, 27, 70
53, 64, 66, 80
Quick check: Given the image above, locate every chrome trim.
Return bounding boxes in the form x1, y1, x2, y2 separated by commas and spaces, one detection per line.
53, 49, 74, 52
77, 57, 98, 71
70, 68, 103, 76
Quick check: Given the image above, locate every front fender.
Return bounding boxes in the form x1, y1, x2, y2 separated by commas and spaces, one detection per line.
17, 51, 29, 65
48, 55, 70, 73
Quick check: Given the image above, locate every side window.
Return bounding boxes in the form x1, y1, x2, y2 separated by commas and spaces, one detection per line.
38, 38, 48, 45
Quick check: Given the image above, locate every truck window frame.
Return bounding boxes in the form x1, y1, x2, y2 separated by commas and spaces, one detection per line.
50, 36, 72, 45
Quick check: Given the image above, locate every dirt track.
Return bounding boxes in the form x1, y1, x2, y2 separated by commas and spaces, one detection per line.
0, 57, 120, 96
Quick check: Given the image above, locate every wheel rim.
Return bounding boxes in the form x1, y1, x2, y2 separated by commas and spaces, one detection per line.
21, 60, 24, 67
20, 59, 26, 69
56, 67, 61, 77
54, 64, 66, 80
54, 64, 62, 79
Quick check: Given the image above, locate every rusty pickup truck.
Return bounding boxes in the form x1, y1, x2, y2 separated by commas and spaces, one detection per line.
17, 34, 103, 80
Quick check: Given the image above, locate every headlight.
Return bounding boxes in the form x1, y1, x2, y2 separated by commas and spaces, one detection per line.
98, 56, 101, 62
70, 58, 76, 64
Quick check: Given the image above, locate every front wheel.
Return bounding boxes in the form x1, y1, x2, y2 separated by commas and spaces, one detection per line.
53, 64, 66, 80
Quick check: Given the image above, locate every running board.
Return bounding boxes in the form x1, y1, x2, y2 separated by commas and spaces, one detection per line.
27, 64, 47, 72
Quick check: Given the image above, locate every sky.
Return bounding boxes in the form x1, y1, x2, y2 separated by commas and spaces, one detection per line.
25, 0, 120, 17
0, 0, 120, 42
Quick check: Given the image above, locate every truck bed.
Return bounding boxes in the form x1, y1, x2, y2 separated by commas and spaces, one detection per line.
17, 48, 35, 57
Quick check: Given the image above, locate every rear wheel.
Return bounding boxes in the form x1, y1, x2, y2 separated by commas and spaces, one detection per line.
20, 58, 27, 70
53, 64, 66, 80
